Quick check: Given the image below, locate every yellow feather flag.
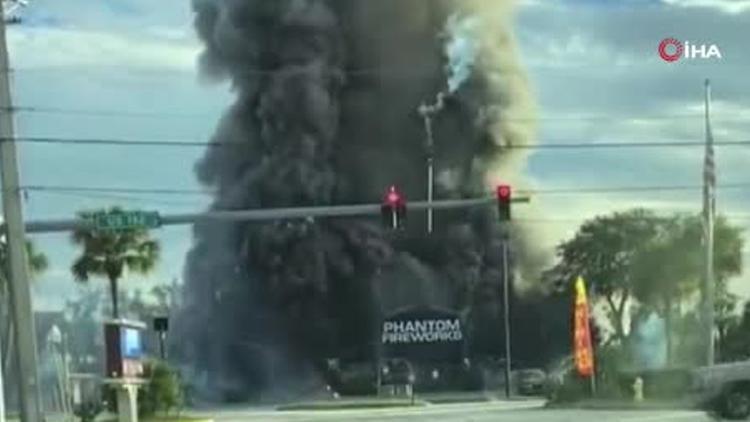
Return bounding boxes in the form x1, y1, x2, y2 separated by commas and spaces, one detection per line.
573, 276, 595, 378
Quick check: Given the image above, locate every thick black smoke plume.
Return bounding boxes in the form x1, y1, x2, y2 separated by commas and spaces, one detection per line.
175, 0, 567, 401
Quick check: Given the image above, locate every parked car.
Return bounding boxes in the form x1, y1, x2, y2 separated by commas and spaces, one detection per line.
516, 368, 547, 396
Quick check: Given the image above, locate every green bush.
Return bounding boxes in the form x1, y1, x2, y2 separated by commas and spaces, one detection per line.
548, 372, 590, 403
73, 400, 103, 422
546, 345, 631, 403
138, 360, 185, 417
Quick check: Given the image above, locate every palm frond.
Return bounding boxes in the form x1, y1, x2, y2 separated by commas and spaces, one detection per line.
24, 240, 48, 274
70, 207, 161, 284
71, 255, 106, 283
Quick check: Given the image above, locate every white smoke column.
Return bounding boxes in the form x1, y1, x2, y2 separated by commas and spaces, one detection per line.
452, 0, 549, 286
633, 313, 668, 370
445, 14, 481, 94
420, 13, 480, 114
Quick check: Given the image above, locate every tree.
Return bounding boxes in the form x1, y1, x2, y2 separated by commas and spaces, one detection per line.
720, 301, 750, 361
0, 239, 49, 374
630, 216, 694, 363
71, 209, 160, 318
64, 288, 104, 371
545, 209, 662, 344
631, 215, 743, 363
715, 284, 740, 362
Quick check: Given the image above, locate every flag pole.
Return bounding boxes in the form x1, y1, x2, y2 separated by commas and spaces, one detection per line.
703, 78, 716, 366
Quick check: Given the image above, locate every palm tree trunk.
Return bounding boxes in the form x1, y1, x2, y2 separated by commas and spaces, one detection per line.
109, 275, 119, 318
664, 297, 673, 365
2, 315, 13, 375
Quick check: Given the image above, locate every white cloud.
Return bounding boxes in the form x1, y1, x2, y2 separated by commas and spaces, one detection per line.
518, 0, 547, 7
662, 0, 750, 14
7, 26, 200, 71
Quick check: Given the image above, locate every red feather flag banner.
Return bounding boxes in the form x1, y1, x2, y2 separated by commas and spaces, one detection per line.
573, 276, 596, 378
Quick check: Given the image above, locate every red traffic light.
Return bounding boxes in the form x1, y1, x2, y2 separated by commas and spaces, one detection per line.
384, 185, 404, 205
496, 185, 512, 201
382, 185, 406, 230
496, 184, 512, 222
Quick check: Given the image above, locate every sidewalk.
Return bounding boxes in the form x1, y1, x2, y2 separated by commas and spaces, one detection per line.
547, 398, 695, 411
275, 392, 544, 411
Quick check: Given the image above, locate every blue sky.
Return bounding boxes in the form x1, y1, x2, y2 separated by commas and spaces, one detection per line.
5, 0, 750, 310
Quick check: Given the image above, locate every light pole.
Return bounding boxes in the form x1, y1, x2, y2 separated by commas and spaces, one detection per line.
0, 326, 5, 422
418, 93, 445, 235
502, 238, 512, 399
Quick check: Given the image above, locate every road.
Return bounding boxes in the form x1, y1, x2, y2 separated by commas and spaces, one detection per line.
205, 400, 718, 421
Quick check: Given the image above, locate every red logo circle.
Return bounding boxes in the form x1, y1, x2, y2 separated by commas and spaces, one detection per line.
659, 38, 683, 62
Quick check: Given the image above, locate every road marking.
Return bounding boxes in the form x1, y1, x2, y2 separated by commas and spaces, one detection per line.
618, 411, 708, 422
286, 400, 543, 418
209, 399, 545, 420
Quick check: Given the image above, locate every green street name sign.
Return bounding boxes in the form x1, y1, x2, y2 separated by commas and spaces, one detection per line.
92, 211, 161, 231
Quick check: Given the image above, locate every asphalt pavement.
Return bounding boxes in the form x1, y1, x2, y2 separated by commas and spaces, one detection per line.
205, 400, 719, 422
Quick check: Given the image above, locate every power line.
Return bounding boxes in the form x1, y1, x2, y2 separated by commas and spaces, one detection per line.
5, 136, 750, 150
22, 185, 212, 196
4, 105, 209, 119
518, 183, 750, 195
4, 104, 750, 123
30, 189, 205, 207
511, 140, 750, 150
7, 136, 210, 147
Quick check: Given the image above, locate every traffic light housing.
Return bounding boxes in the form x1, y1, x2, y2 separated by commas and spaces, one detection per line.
496, 185, 512, 221
382, 186, 406, 230
153, 316, 169, 333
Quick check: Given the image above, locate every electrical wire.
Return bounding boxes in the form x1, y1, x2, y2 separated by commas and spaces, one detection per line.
4, 105, 209, 119
4, 105, 750, 123
517, 183, 750, 195
28, 189, 207, 208
5, 136, 750, 150
22, 185, 213, 196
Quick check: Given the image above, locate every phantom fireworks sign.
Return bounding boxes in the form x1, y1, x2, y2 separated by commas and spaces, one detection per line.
658, 38, 723, 62
382, 318, 463, 344
381, 307, 465, 362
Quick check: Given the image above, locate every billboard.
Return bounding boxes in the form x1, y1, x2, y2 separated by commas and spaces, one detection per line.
381, 307, 465, 362
121, 327, 143, 359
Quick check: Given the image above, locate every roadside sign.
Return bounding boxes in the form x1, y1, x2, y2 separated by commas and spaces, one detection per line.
92, 210, 161, 231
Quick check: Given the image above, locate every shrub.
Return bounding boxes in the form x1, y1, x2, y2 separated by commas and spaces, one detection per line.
139, 360, 185, 417
73, 400, 103, 422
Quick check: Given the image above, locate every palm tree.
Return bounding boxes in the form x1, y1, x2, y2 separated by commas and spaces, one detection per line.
1, 238, 49, 374
71, 209, 160, 318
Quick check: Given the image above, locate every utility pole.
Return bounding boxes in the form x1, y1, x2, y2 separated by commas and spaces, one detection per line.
0, 327, 5, 422
702, 79, 716, 366
502, 238, 512, 399
418, 93, 445, 235
0, 2, 43, 421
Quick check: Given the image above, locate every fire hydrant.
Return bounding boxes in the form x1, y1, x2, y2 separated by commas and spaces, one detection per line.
633, 377, 644, 402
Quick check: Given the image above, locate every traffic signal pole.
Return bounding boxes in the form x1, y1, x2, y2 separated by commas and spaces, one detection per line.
502, 238, 512, 399
496, 184, 514, 398
0, 3, 43, 421
18, 196, 531, 234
